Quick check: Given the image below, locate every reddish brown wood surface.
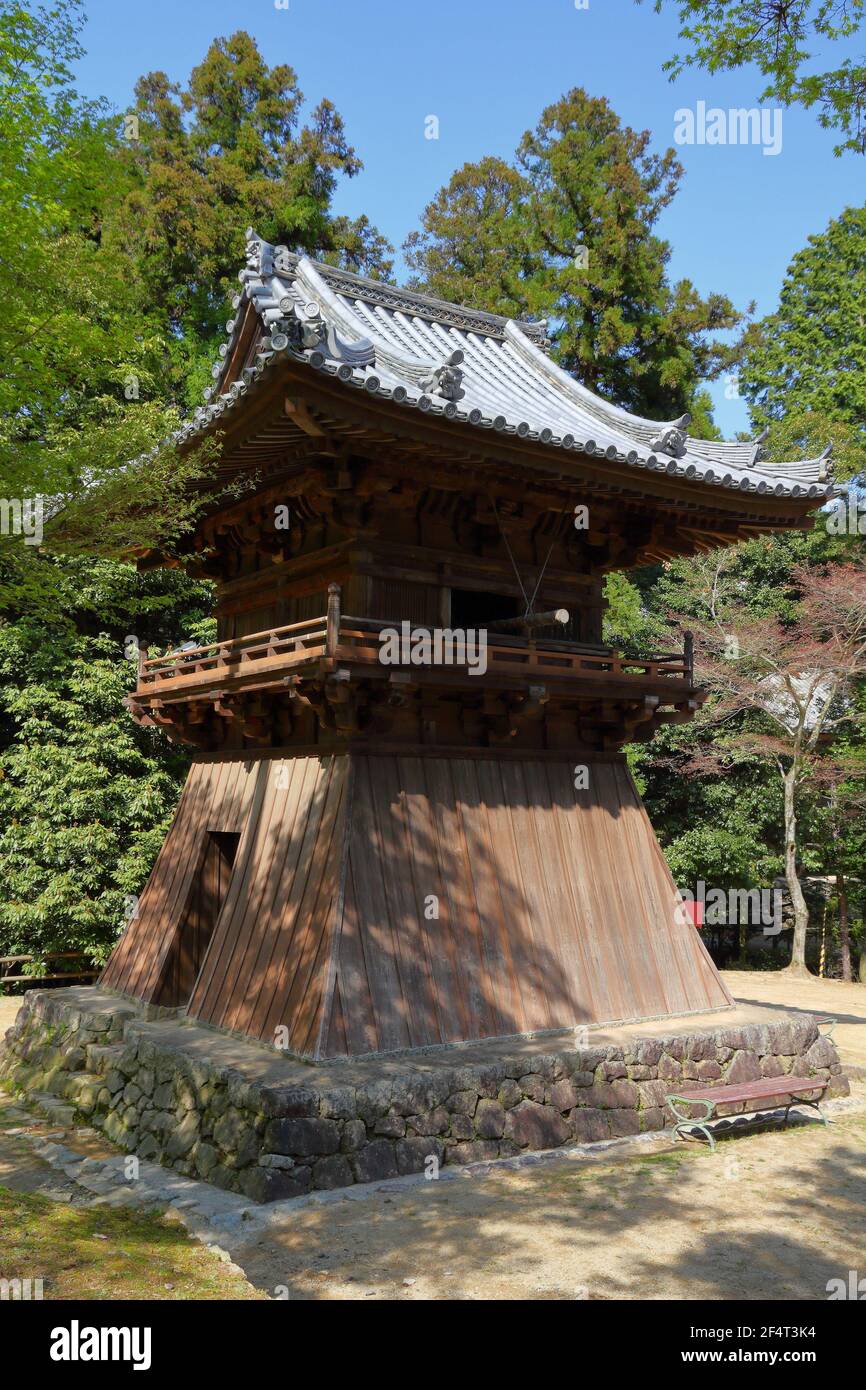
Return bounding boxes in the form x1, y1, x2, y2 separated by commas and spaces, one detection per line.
101, 751, 732, 1056
673, 1076, 827, 1104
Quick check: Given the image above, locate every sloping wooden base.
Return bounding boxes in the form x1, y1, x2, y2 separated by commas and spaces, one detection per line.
101, 750, 732, 1057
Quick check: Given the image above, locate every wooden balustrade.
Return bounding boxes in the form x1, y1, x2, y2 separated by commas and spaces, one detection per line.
134, 600, 694, 702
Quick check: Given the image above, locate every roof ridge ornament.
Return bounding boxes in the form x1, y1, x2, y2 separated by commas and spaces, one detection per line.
650, 413, 691, 459
418, 350, 466, 402
747, 426, 770, 467
819, 442, 834, 482
284, 300, 375, 367
244, 227, 272, 278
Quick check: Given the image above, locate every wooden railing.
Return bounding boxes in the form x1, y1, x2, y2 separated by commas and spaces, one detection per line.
135, 584, 694, 698
0, 952, 98, 985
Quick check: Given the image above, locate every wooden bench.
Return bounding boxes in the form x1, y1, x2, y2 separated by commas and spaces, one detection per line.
667, 1076, 829, 1152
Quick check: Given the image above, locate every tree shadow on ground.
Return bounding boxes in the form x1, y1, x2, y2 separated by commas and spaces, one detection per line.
227, 1106, 866, 1301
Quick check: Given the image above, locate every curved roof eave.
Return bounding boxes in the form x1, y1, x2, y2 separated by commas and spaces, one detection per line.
152, 231, 834, 505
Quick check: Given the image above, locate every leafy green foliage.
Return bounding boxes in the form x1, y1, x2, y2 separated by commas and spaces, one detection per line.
107, 29, 393, 398
740, 205, 866, 481
0, 560, 213, 967
643, 0, 866, 155
405, 89, 741, 419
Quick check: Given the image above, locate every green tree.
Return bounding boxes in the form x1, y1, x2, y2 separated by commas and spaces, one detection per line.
0, 1, 215, 971
642, 0, 866, 155
108, 28, 393, 393
404, 156, 534, 317
0, 0, 213, 567
0, 560, 213, 971
405, 90, 740, 420
740, 206, 866, 480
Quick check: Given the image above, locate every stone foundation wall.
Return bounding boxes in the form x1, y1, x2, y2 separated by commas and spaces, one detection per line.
0, 990, 849, 1202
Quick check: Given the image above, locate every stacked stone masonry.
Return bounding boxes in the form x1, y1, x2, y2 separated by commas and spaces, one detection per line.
0, 990, 848, 1203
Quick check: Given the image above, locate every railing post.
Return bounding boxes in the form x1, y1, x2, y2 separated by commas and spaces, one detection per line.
684, 630, 694, 682
137, 643, 148, 683
326, 583, 341, 657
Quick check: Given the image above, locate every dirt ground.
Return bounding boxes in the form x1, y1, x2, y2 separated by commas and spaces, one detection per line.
229, 1096, 866, 1300
2, 973, 865, 1301
722, 970, 866, 1070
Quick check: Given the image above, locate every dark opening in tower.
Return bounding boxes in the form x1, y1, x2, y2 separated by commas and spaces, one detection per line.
154, 830, 241, 1008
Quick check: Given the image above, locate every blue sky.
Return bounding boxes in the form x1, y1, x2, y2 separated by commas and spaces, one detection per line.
74, 0, 860, 434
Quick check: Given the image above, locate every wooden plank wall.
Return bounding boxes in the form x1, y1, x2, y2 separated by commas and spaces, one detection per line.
188, 755, 347, 1053
152, 831, 239, 1008
325, 756, 731, 1055
100, 758, 259, 1001
102, 752, 731, 1058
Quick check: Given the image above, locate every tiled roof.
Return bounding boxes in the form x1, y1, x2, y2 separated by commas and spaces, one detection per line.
168, 231, 834, 500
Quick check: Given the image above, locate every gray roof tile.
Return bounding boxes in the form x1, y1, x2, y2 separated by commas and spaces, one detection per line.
175, 231, 834, 501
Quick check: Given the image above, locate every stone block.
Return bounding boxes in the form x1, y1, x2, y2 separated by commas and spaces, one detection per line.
355, 1080, 393, 1126
257, 1085, 319, 1120
804, 1037, 837, 1071
726, 1051, 762, 1085
313, 1154, 354, 1190
212, 1107, 249, 1153
164, 1111, 200, 1160
395, 1136, 445, 1175
240, 1165, 311, 1203
547, 1079, 579, 1111
447, 1090, 479, 1115
407, 1106, 450, 1137
137, 1067, 155, 1097
193, 1142, 220, 1178
497, 1079, 523, 1108
640, 1106, 666, 1133
152, 1081, 174, 1109
373, 1113, 406, 1138
351, 1140, 397, 1183
587, 1079, 640, 1110
684, 1034, 717, 1062
568, 1108, 609, 1143
341, 1120, 367, 1153
475, 1099, 506, 1138
608, 1108, 642, 1137
503, 1100, 570, 1150
518, 1074, 546, 1103
760, 1055, 785, 1078
264, 1116, 340, 1157
446, 1140, 499, 1165
637, 1080, 669, 1109
319, 1087, 356, 1120
449, 1114, 474, 1140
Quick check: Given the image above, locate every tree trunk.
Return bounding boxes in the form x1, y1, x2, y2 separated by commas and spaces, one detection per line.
837, 868, 852, 982
783, 765, 811, 976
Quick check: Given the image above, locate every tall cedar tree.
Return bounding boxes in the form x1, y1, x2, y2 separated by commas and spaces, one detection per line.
405, 90, 740, 419
740, 205, 866, 472
108, 29, 393, 404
